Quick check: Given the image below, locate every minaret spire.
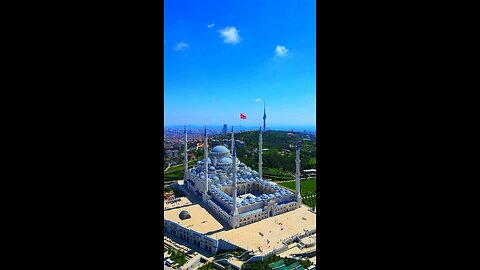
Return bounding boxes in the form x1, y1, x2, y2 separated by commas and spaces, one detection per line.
231, 126, 234, 152
204, 126, 209, 195
295, 141, 302, 204
258, 126, 263, 180
263, 101, 267, 132
231, 144, 239, 217
183, 125, 188, 178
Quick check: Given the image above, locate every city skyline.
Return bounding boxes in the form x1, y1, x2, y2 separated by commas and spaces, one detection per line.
164, 0, 316, 127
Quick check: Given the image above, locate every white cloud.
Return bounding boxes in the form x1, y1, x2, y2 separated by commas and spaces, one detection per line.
218, 26, 241, 44
255, 98, 262, 102
207, 23, 215, 28
173, 42, 189, 51
275, 45, 288, 57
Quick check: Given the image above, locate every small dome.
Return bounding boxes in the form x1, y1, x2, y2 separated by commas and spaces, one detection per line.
209, 166, 215, 171
179, 210, 191, 220
211, 145, 230, 154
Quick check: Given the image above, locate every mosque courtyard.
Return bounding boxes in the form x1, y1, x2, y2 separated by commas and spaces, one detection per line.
164, 196, 316, 256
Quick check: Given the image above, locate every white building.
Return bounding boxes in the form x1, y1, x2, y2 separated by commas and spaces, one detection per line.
183, 126, 303, 229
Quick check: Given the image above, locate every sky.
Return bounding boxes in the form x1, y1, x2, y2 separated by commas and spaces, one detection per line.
164, 0, 316, 128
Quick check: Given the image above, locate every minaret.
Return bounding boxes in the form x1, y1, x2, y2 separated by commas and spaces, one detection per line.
231, 145, 239, 217
183, 125, 188, 178
295, 141, 302, 204
258, 126, 263, 180
204, 126, 209, 195
230, 126, 234, 152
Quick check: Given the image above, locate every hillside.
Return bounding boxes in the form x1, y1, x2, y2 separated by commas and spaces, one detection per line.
216, 130, 316, 181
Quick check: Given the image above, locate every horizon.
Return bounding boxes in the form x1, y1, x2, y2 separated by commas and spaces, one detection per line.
164, 0, 316, 127
164, 124, 316, 132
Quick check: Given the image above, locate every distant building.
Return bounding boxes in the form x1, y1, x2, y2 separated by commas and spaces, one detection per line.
235, 140, 245, 148
281, 149, 291, 156
218, 139, 245, 148
222, 124, 227, 134
303, 169, 316, 177
165, 149, 179, 158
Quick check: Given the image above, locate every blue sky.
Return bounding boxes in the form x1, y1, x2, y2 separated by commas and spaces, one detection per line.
164, 0, 316, 128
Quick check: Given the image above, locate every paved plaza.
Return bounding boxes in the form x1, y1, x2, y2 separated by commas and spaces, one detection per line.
164, 196, 316, 255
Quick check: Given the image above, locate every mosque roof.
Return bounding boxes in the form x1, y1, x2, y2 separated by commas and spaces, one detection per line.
218, 157, 233, 164
211, 145, 230, 154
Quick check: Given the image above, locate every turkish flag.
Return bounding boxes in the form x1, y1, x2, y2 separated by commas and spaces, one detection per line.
240, 113, 246, 119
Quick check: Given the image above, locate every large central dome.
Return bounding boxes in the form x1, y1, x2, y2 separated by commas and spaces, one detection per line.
211, 145, 230, 154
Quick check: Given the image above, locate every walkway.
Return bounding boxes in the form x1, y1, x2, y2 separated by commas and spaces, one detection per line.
164, 162, 171, 172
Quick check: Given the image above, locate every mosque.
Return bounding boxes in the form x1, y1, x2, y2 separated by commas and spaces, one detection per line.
182, 126, 303, 229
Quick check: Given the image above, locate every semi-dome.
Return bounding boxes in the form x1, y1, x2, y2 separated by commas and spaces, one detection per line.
179, 210, 191, 220
211, 145, 230, 154
218, 157, 233, 164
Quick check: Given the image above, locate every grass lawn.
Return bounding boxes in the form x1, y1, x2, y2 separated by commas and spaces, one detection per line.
164, 160, 196, 182
278, 178, 316, 193
278, 178, 317, 208
263, 174, 294, 181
